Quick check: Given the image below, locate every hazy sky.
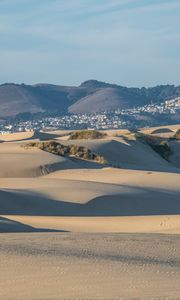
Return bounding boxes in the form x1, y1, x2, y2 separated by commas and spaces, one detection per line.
0, 0, 179, 87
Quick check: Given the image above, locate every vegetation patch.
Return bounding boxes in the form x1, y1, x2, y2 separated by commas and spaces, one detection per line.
136, 132, 172, 161
24, 140, 108, 165
170, 129, 180, 140
68, 130, 107, 140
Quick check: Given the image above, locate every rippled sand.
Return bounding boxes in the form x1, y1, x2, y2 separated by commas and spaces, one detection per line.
0, 233, 180, 299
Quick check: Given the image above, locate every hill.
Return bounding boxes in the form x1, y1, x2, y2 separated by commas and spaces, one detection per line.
0, 81, 180, 117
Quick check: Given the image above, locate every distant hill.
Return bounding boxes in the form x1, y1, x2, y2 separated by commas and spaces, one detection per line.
0, 80, 180, 118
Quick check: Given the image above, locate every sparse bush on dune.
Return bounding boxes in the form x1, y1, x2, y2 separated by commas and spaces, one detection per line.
150, 140, 172, 161
171, 129, 180, 140
24, 140, 108, 165
135, 132, 172, 161
68, 130, 107, 140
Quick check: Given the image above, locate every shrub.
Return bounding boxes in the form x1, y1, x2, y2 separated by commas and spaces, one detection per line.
24, 140, 108, 165
171, 129, 180, 140
69, 130, 106, 140
150, 140, 172, 161
135, 133, 172, 161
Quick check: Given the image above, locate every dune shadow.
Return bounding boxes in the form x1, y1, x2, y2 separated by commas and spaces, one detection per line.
0, 216, 68, 233
40, 156, 106, 174
94, 139, 180, 173
84, 188, 180, 216
151, 128, 174, 134
1, 186, 180, 217
39, 151, 107, 173
3, 131, 61, 143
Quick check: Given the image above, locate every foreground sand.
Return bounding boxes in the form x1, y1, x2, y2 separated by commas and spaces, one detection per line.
0, 233, 180, 299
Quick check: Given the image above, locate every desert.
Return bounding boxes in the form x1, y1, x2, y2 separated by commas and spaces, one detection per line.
0, 126, 180, 299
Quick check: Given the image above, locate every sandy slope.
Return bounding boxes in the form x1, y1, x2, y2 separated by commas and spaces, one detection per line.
4, 215, 180, 234
0, 130, 60, 142
46, 167, 180, 190
0, 129, 179, 228
0, 233, 180, 300
140, 124, 180, 135
59, 136, 179, 171
169, 140, 180, 168
0, 173, 180, 221
1, 168, 180, 232
0, 131, 179, 228
0, 131, 34, 141
0, 216, 35, 232
0, 142, 79, 177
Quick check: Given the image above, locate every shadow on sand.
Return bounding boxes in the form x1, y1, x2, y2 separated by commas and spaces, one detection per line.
1, 186, 180, 217
94, 139, 180, 173
0, 216, 69, 233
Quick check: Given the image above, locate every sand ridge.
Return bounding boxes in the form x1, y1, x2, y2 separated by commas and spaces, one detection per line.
0, 126, 180, 231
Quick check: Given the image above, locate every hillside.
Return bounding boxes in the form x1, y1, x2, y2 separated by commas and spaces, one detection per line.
0, 81, 180, 117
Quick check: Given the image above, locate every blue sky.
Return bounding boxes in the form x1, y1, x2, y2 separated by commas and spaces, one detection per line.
0, 0, 179, 87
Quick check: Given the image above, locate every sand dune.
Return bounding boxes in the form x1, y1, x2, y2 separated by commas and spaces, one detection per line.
0, 130, 61, 142
46, 167, 180, 190
0, 129, 179, 221
0, 216, 65, 233
0, 142, 79, 177
0, 216, 36, 232
0, 131, 34, 141
59, 136, 179, 172
140, 124, 180, 135
0, 172, 180, 216
4, 215, 180, 233
0, 178, 136, 215
49, 128, 131, 137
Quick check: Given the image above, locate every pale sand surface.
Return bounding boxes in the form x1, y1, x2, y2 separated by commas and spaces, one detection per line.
0, 131, 34, 141
46, 167, 180, 190
0, 130, 61, 142
0, 233, 180, 299
3, 215, 180, 233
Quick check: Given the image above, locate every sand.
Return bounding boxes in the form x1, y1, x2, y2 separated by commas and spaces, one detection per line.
0, 127, 180, 299
0, 130, 60, 142
0, 233, 180, 299
57, 135, 180, 171
140, 124, 180, 135
0, 142, 79, 177
3, 215, 180, 233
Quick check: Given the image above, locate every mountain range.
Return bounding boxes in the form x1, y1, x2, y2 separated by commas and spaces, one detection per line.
0, 80, 180, 118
